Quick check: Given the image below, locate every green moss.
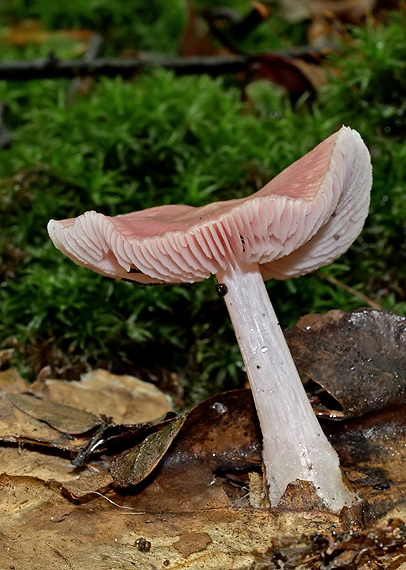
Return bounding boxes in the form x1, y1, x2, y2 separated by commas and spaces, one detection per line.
0, 7, 405, 404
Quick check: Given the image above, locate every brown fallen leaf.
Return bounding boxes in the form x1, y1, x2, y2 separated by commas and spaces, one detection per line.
109, 415, 186, 487
103, 390, 262, 513
275, 0, 399, 48
166, 388, 262, 471
61, 472, 113, 502
285, 309, 406, 418
249, 53, 323, 102
180, 0, 223, 57
276, 0, 377, 25
0, 391, 86, 450
0, 390, 177, 463
0, 471, 360, 570
0, 366, 27, 392
0, 18, 94, 50
1, 310, 406, 523
0, 345, 405, 568
40, 368, 173, 424
173, 531, 213, 558
8, 392, 101, 434
325, 405, 406, 485
71, 411, 178, 467
0, 445, 109, 495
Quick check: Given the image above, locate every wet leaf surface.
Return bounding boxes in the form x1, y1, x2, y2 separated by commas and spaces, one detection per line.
285, 309, 406, 418
325, 406, 406, 484
165, 389, 262, 470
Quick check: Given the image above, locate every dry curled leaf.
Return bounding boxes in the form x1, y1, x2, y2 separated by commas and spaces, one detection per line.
249, 54, 323, 101
109, 415, 186, 487
108, 390, 262, 511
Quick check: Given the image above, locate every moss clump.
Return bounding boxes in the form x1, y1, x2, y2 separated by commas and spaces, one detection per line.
0, 8, 405, 404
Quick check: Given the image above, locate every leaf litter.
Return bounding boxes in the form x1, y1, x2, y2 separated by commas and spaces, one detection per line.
0, 310, 405, 569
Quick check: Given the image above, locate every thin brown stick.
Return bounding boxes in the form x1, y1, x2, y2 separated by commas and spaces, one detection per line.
0, 46, 337, 82
318, 272, 382, 311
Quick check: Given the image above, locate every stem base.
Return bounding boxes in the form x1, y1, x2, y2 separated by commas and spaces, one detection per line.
217, 261, 354, 512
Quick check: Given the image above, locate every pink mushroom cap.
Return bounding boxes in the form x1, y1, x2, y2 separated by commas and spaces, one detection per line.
48, 126, 372, 284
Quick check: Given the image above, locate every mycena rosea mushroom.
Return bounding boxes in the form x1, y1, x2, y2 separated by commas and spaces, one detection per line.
48, 126, 372, 512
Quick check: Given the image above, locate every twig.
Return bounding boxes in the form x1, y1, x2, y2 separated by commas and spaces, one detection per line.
0, 102, 12, 148
318, 272, 383, 311
67, 33, 104, 101
0, 46, 337, 81
82, 33, 105, 62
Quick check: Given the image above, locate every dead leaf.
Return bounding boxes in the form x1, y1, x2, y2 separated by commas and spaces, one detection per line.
285, 309, 406, 418
249, 54, 322, 102
0, 391, 86, 450
71, 411, 177, 467
0, 471, 358, 570
61, 472, 113, 502
274, 0, 397, 48
109, 389, 262, 494
276, 0, 377, 24
41, 368, 173, 424
0, 445, 107, 488
0, 381, 405, 568
0, 366, 27, 393
105, 390, 262, 513
105, 382, 406, 515
325, 405, 406, 485
7, 392, 101, 434
0, 386, 176, 462
166, 389, 262, 470
1, 19, 94, 50
173, 531, 213, 557
109, 415, 185, 487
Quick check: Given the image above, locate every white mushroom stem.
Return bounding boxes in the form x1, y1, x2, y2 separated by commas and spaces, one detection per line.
216, 260, 354, 512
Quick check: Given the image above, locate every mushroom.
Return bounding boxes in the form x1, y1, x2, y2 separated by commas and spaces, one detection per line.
48, 126, 372, 512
